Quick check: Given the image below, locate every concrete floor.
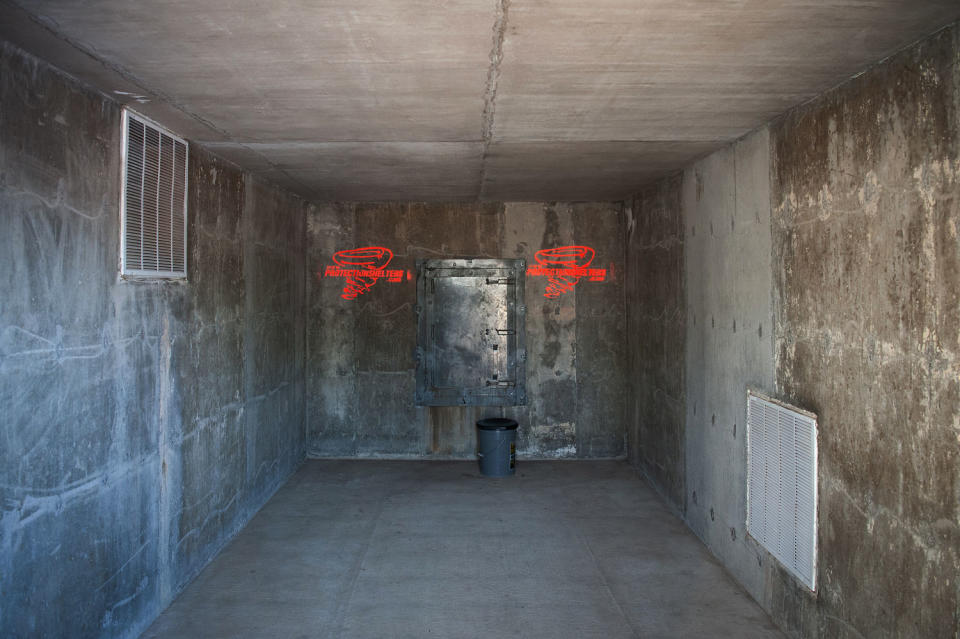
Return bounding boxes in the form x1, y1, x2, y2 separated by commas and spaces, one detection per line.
143, 461, 785, 638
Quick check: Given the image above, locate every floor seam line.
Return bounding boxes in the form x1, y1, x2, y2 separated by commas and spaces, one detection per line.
561, 484, 643, 639
325, 490, 388, 639
575, 529, 644, 639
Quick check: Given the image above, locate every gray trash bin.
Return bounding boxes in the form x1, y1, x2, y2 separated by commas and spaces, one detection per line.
476, 418, 518, 477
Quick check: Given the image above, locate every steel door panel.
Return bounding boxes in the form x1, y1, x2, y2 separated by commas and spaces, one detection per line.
416, 259, 526, 406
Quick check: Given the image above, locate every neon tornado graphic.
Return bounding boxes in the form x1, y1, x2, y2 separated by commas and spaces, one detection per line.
326, 247, 397, 299
528, 245, 605, 298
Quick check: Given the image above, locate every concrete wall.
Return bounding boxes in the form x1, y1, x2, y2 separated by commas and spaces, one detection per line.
627, 22, 959, 639
625, 174, 686, 505
306, 201, 626, 459
682, 129, 777, 601
767, 23, 959, 638
0, 42, 307, 638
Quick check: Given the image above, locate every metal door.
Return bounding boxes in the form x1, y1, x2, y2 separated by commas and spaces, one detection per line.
415, 259, 526, 406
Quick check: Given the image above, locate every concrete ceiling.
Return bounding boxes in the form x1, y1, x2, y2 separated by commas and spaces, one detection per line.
2, 1, 958, 202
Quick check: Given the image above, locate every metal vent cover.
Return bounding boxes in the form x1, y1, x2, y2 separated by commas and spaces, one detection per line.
120, 109, 188, 278
746, 390, 818, 591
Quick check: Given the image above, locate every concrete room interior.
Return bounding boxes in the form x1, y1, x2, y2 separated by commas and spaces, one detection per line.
1, 1, 958, 637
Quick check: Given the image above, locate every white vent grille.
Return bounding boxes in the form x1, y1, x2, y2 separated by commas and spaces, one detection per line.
120, 109, 188, 278
746, 391, 818, 591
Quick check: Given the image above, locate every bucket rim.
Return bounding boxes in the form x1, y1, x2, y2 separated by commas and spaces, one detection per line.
476, 417, 519, 431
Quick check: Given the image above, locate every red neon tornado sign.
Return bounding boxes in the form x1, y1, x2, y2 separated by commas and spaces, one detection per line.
527, 246, 606, 298
324, 244, 605, 301
323, 247, 402, 299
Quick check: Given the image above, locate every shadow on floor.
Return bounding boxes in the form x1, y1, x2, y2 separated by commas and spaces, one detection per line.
143, 460, 784, 639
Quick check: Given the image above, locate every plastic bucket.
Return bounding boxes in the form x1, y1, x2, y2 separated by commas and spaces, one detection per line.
476, 418, 518, 477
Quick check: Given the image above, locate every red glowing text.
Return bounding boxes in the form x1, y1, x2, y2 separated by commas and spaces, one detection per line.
528, 246, 606, 298
324, 247, 398, 299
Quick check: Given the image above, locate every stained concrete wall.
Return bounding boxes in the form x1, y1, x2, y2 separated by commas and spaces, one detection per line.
627, 21, 960, 639
0, 42, 307, 638
306, 201, 626, 459
682, 129, 777, 601
767, 24, 959, 638
625, 174, 686, 506
626, 128, 775, 602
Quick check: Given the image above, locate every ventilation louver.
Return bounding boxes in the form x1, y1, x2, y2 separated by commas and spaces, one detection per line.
746, 391, 818, 591
120, 109, 188, 278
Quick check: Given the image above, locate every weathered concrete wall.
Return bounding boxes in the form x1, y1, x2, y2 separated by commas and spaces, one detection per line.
626, 21, 960, 639
768, 23, 959, 639
682, 129, 776, 602
625, 174, 686, 506
626, 129, 775, 604
306, 201, 626, 459
0, 42, 307, 638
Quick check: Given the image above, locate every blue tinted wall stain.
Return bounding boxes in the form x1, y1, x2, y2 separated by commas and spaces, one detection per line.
0, 42, 307, 638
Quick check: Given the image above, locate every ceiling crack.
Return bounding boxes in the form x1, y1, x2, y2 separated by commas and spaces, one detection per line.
478, 0, 510, 200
